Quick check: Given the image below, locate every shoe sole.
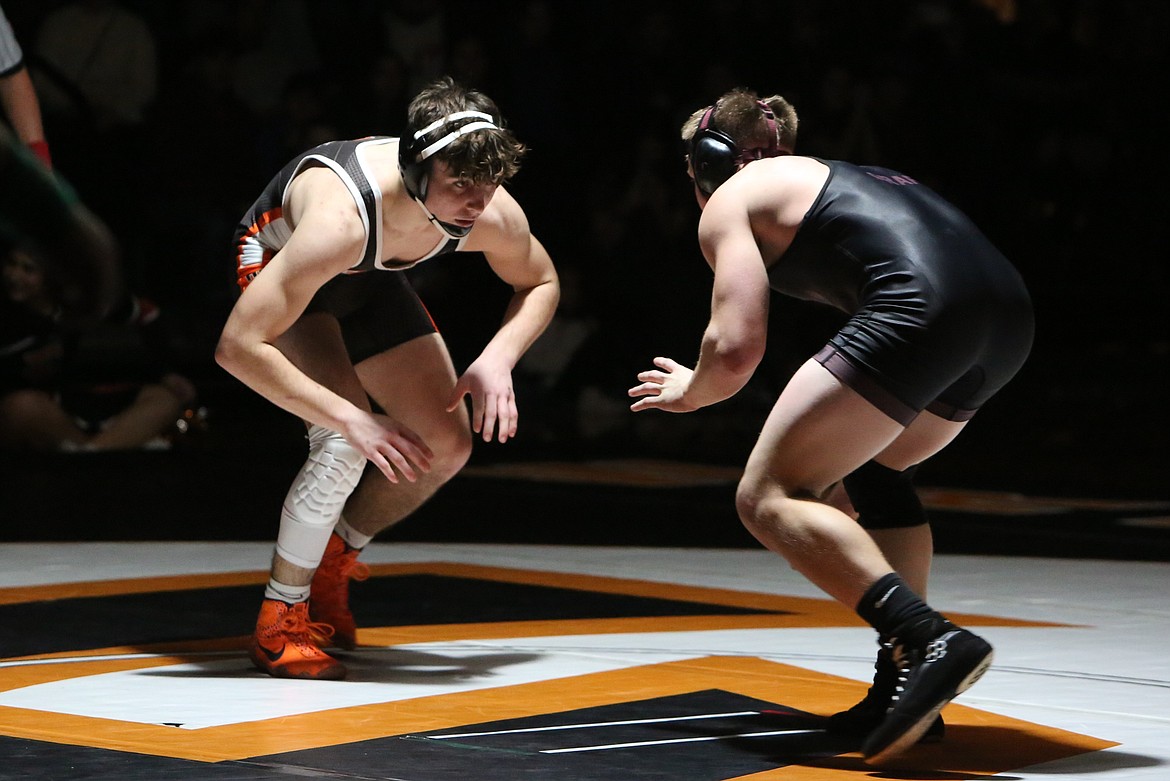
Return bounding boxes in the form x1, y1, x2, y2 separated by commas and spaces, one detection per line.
864, 648, 993, 765
825, 713, 944, 742
249, 648, 348, 681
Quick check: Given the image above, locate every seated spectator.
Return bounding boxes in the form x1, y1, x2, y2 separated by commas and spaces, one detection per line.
0, 244, 197, 452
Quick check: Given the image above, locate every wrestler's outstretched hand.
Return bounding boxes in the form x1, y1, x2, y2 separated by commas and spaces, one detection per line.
628, 356, 699, 413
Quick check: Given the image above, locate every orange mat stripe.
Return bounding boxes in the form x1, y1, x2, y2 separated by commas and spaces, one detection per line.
0, 562, 1072, 631
1, 562, 1069, 670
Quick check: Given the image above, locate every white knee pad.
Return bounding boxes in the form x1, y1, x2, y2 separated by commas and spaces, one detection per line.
275, 425, 367, 569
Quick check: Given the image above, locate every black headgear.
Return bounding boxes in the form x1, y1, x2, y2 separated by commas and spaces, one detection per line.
688, 100, 780, 197
398, 110, 499, 238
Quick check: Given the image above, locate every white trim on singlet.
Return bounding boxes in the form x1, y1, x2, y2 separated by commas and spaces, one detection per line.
251, 137, 466, 273
352, 138, 388, 267
282, 154, 370, 271
373, 233, 470, 271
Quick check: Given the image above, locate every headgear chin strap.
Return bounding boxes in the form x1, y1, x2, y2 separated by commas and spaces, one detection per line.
689, 100, 782, 197
399, 110, 499, 239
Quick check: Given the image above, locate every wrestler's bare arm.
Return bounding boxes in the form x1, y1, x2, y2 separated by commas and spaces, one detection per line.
629, 182, 769, 413
218, 176, 364, 424
452, 188, 560, 441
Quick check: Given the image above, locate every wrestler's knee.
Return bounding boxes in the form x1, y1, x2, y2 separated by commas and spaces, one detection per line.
275, 425, 366, 568
735, 472, 792, 534
372, 414, 470, 488
735, 468, 836, 542
288, 425, 367, 516
423, 412, 472, 481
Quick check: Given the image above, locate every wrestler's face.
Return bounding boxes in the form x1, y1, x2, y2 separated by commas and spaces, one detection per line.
426, 161, 499, 230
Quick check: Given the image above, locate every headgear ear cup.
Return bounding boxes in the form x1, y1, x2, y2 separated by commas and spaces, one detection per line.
689, 106, 740, 197
688, 101, 783, 196
399, 137, 429, 201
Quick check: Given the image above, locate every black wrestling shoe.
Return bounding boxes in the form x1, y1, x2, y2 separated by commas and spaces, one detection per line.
827, 639, 944, 742
862, 626, 993, 764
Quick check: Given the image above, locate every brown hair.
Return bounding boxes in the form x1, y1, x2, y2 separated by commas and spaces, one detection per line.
681, 88, 799, 154
406, 76, 527, 184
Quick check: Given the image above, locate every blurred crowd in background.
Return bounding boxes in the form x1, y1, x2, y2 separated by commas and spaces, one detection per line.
2, 0, 1166, 491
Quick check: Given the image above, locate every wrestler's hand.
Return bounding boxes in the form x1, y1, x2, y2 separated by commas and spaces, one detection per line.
448, 357, 518, 443
628, 357, 700, 413
346, 412, 433, 483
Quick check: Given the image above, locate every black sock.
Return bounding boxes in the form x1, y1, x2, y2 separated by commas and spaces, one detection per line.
856, 573, 950, 645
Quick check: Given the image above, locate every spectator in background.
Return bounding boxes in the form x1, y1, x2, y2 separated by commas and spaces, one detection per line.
31, 0, 160, 291
0, 122, 119, 326
0, 2, 50, 168
0, 104, 193, 455
0, 244, 197, 452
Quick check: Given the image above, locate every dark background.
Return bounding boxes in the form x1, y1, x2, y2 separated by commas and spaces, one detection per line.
3, 0, 1167, 544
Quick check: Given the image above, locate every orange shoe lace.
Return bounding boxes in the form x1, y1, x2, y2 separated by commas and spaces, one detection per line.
316, 549, 369, 595
274, 604, 336, 649
340, 555, 370, 582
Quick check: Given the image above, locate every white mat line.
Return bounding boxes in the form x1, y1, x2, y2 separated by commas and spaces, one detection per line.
990, 666, 1170, 688
540, 729, 819, 754
0, 650, 243, 669
430, 710, 763, 739
960, 697, 1170, 724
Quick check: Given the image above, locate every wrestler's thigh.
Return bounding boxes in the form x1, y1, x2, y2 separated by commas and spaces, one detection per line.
744, 359, 905, 496
355, 332, 470, 440
876, 411, 967, 471
275, 312, 371, 411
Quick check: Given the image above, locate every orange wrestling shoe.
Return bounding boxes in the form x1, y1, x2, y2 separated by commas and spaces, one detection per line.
250, 598, 346, 680
310, 533, 369, 650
